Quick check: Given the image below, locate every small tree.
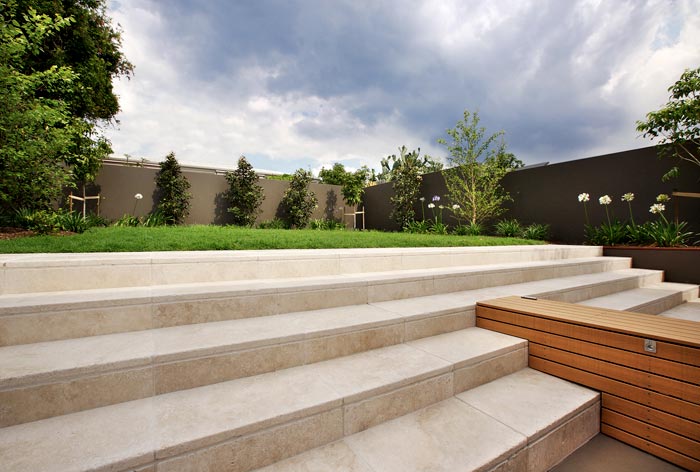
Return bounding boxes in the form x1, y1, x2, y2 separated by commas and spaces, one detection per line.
225, 156, 265, 226
636, 67, 700, 181
439, 110, 514, 226
388, 146, 423, 229
281, 169, 318, 228
319, 163, 368, 208
155, 152, 191, 225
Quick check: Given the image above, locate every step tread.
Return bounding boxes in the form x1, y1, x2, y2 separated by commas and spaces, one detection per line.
0, 256, 627, 313
659, 299, 700, 321
0, 328, 524, 471
577, 282, 699, 312
0, 269, 656, 389
255, 369, 599, 472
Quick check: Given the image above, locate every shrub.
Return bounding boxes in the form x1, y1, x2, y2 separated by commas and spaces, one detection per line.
225, 156, 265, 226
494, 219, 522, 237
309, 218, 345, 230
389, 147, 423, 229
114, 214, 140, 227
257, 218, 289, 229
15, 209, 59, 234
280, 169, 318, 229
57, 211, 89, 233
404, 220, 431, 234
522, 223, 550, 241
155, 152, 191, 225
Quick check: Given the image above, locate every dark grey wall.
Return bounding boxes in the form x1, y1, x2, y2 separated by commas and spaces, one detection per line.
363, 146, 700, 242
89, 163, 349, 226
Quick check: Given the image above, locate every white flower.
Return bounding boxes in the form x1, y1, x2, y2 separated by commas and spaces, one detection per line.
621, 193, 634, 202
427, 203, 435, 209
598, 195, 612, 205
578, 193, 590, 202
134, 193, 143, 200
452, 204, 460, 210
649, 203, 665, 214
439, 205, 444, 209
419, 197, 425, 202
656, 193, 670, 203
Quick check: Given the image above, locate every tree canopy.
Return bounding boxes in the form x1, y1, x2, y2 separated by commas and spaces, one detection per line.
636, 66, 700, 181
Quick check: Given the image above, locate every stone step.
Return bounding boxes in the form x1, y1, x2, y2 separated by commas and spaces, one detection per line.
577, 282, 699, 314
0, 256, 632, 346
254, 368, 600, 472
0, 245, 602, 295
0, 328, 529, 472
0, 268, 658, 426
659, 299, 700, 322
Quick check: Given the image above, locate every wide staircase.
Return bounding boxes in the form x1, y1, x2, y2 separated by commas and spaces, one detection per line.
0, 245, 697, 472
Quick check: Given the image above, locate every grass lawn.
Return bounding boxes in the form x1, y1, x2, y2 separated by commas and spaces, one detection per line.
0, 225, 546, 253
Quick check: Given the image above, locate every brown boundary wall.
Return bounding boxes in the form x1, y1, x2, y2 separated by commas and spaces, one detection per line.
363, 146, 700, 243
87, 162, 348, 226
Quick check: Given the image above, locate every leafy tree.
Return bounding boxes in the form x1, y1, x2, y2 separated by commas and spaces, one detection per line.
225, 156, 265, 226
281, 169, 318, 228
636, 66, 700, 181
388, 146, 423, 229
378, 147, 443, 182
318, 163, 348, 186
319, 163, 368, 207
155, 152, 191, 225
0, 4, 78, 213
439, 110, 514, 225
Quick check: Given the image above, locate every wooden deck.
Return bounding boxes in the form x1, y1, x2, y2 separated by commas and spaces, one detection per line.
476, 296, 700, 472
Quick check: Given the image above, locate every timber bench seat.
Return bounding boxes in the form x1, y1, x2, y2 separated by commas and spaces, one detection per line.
476, 296, 700, 472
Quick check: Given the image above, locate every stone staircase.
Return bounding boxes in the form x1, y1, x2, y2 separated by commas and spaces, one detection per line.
0, 245, 696, 472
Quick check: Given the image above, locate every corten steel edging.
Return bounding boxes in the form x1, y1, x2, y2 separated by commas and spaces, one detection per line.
476, 296, 700, 471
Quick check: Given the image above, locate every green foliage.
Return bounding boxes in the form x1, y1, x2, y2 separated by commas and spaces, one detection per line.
389, 146, 424, 229
318, 163, 348, 185
429, 222, 449, 235
636, 67, 700, 181
644, 220, 694, 247
584, 221, 628, 245
57, 211, 88, 233
404, 220, 432, 234
309, 218, 345, 231
225, 156, 265, 226
154, 152, 192, 225
114, 214, 140, 227
318, 163, 368, 207
280, 169, 318, 229
494, 219, 523, 238
257, 218, 289, 229
14, 209, 59, 234
265, 174, 294, 181
378, 146, 443, 183
521, 223, 550, 241
439, 110, 514, 225
454, 222, 484, 236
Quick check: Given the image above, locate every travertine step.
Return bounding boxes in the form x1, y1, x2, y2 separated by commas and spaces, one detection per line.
577, 282, 699, 314
0, 256, 632, 346
0, 245, 602, 294
0, 328, 528, 472
0, 268, 659, 426
255, 368, 600, 472
659, 299, 700, 322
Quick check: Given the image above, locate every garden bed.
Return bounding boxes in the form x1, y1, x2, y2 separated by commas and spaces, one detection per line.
603, 246, 700, 285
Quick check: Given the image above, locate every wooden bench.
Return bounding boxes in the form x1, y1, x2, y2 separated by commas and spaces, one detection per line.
476, 296, 700, 471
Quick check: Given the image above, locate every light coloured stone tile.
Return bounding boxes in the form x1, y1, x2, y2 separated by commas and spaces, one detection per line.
157, 409, 343, 472
153, 367, 343, 459
343, 373, 453, 435
0, 304, 152, 346
367, 279, 435, 303
345, 398, 527, 472
276, 287, 367, 313
0, 397, 156, 472
153, 294, 278, 328
454, 348, 528, 393
254, 440, 375, 472
456, 368, 599, 444
0, 367, 154, 427
304, 325, 404, 364
404, 312, 471, 341
488, 449, 528, 472
371, 292, 468, 319
408, 328, 526, 369
4, 264, 152, 294
310, 344, 451, 404
154, 343, 306, 394
526, 402, 599, 472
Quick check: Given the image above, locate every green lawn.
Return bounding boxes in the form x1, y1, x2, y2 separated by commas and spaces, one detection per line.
0, 225, 546, 253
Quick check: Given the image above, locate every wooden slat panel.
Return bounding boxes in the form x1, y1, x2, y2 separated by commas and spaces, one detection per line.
602, 424, 700, 472
477, 307, 700, 366
602, 408, 700, 459
603, 393, 700, 442
530, 343, 698, 403
529, 357, 700, 422
476, 317, 700, 384
477, 297, 700, 347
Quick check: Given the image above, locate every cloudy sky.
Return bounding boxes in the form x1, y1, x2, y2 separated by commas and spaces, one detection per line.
105, 0, 700, 174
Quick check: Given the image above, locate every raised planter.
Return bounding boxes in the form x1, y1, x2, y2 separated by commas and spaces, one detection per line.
603, 246, 700, 285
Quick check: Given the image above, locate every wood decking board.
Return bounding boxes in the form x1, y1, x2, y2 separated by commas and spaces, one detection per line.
476, 296, 700, 471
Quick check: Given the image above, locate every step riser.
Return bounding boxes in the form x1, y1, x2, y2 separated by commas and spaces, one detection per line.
535, 270, 662, 304
0, 246, 602, 295
0, 258, 630, 346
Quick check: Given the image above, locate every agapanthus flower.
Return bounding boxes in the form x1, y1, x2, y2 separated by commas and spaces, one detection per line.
598, 195, 612, 205
134, 193, 143, 200
432, 195, 440, 202
656, 194, 670, 203
649, 203, 665, 214
452, 204, 460, 210
578, 193, 590, 202
419, 197, 425, 202
428, 203, 435, 209
621, 193, 634, 202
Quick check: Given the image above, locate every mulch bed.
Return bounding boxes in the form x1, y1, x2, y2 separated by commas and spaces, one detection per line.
0, 227, 75, 240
